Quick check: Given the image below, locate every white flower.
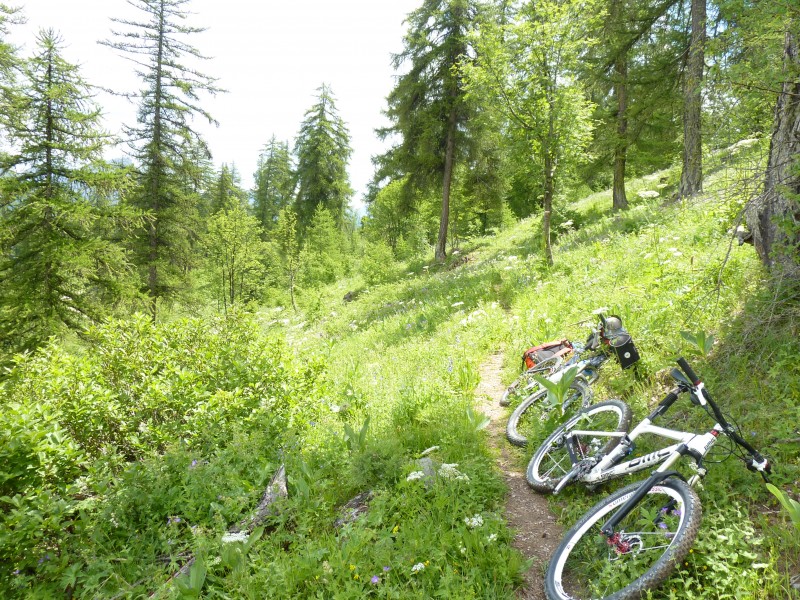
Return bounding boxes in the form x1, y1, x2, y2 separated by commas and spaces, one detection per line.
411, 562, 425, 573
752, 563, 770, 569
464, 514, 484, 529
438, 463, 470, 482
451, 301, 464, 307
486, 533, 497, 543
221, 531, 249, 544
460, 545, 467, 555
330, 404, 341, 413
210, 556, 222, 566
322, 560, 333, 574
637, 190, 659, 199
406, 471, 426, 482
419, 446, 440, 457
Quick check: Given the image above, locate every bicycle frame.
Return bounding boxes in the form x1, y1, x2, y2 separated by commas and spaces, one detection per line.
553, 406, 723, 494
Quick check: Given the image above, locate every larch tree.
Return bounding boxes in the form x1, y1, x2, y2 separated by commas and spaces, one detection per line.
376, 0, 476, 263
465, 0, 600, 265
101, 0, 221, 321
746, 16, 800, 278
0, 30, 136, 353
679, 0, 706, 198
209, 163, 246, 215
293, 84, 352, 231
253, 136, 294, 235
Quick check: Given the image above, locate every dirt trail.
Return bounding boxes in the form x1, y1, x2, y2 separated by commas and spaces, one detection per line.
476, 353, 562, 600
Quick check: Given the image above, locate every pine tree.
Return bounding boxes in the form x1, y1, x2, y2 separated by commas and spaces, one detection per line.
0, 30, 136, 353
209, 163, 247, 214
679, 0, 706, 198
294, 85, 352, 231
253, 136, 294, 234
101, 0, 221, 320
298, 205, 346, 287
376, 0, 478, 263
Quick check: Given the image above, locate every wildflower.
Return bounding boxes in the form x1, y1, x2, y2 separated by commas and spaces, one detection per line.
411, 562, 425, 573
221, 531, 249, 544
392, 525, 400, 533
438, 463, 469, 482
371, 575, 380, 584
487, 533, 498, 543
637, 190, 659, 199
419, 446, 440, 457
354, 573, 360, 580
383, 566, 390, 572
460, 545, 466, 555
210, 556, 222, 566
349, 564, 357, 571
330, 404, 341, 413
190, 459, 198, 468
406, 471, 426, 482
167, 516, 181, 525
464, 514, 484, 529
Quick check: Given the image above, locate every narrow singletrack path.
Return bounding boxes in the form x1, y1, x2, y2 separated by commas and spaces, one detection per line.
476, 353, 563, 600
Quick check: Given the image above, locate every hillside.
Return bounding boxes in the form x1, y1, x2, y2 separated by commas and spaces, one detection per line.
2, 144, 798, 599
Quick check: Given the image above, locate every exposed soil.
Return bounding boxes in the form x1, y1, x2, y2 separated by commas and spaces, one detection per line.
476, 352, 563, 600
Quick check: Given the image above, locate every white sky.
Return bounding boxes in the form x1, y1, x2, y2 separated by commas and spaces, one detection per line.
10, 0, 421, 208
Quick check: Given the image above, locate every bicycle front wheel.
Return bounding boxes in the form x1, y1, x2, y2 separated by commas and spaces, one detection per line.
545, 478, 702, 600
506, 378, 592, 448
526, 399, 632, 492
500, 356, 563, 407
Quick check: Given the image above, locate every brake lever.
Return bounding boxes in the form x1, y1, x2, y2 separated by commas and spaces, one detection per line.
745, 455, 772, 482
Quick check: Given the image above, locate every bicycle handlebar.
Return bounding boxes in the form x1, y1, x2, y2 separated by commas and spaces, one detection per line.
676, 357, 700, 385
675, 357, 772, 481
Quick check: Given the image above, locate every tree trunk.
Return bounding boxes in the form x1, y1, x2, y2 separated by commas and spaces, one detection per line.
543, 153, 554, 267
679, 0, 706, 199
435, 105, 458, 263
745, 29, 800, 277
613, 52, 629, 211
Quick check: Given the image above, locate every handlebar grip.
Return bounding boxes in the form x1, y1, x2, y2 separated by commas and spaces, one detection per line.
676, 357, 700, 384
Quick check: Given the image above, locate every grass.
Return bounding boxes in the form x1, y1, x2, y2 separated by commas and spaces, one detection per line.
2, 138, 797, 598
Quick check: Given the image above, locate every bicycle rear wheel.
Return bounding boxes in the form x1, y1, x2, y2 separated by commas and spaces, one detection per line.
526, 399, 631, 492
506, 378, 592, 448
545, 478, 702, 600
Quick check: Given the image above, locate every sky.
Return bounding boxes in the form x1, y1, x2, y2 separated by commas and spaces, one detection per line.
9, 0, 421, 209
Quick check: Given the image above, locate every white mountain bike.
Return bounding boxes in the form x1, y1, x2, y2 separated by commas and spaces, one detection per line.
526, 358, 771, 600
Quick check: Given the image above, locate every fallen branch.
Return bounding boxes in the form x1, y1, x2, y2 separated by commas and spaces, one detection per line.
151, 463, 288, 597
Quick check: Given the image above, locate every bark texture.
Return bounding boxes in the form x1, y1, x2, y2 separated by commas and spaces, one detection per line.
746, 30, 800, 277
679, 0, 706, 198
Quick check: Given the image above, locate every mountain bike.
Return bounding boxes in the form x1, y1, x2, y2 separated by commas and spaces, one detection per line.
504, 314, 639, 447
527, 358, 771, 600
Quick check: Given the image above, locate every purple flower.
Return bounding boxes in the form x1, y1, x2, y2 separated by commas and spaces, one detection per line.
190, 459, 198, 468
383, 566, 390, 572
13, 569, 20, 575
371, 575, 380, 584
658, 522, 668, 530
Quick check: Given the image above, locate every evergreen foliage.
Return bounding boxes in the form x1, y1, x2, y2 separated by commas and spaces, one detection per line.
253, 136, 294, 234
0, 30, 136, 355
298, 204, 347, 287
293, 84, 352, 231
101, 0, 221, 321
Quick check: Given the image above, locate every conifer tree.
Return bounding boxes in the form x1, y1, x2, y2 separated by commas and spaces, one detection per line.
294, 85, 352, 230
101, 0, 221, 320
0, 30, 135, 353
376, 0, 477, 263
253, 136, 294, 234
209, 163, 246, 214
679, 0, 706, 198
298, 205, 346, 286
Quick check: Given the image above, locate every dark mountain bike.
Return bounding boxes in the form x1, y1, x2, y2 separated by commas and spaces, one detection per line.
531, 358, 771, 600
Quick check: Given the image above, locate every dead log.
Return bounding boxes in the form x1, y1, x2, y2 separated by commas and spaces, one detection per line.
152, 464, 287, 596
